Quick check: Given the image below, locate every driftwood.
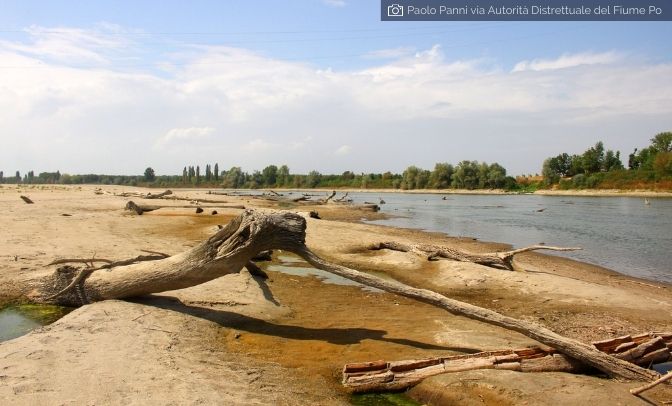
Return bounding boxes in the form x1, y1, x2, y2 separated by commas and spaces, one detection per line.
334, 192, 350, 202
345, 331, 672, 393
631, 371, 672, 395
370, 241, 581, 271
322, 190, 337, 203
593, 332, 672, 367
20, 195, 34, 204
343, 346, 584, 392
27, 210, 659, 382
124, 201, 245, 215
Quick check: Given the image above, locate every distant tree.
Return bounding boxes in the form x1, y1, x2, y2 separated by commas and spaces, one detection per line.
0, 171, 3, 183
603, 150, 623, 172
182, 167, 188, 183
451, 161, 479, 189
277, 165, 290, 187
205, 164, 212, 181
651, 131, 672, 153
261, 165, 278, 187
214, 163, 219, 181
144, 167, 156, 182
653, 152, 672, 176
486, 163, 507, 188
428, 163, 453, 189
542, 158, 560, 185
306, 170, 322, 188
222, 167, 245, 188
196, 166, 201, 184
581, 141, 605, 174
15, 171, 21, 182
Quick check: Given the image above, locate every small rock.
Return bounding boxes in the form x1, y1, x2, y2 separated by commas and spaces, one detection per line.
195, 207, 204, 214
211, 210, 218, 215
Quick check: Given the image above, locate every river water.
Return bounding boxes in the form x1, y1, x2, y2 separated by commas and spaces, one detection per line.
339, 192, 671, 284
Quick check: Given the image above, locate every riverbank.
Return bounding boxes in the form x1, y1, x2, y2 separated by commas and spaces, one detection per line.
253, 186, 672, 198
1, 185, 670, 405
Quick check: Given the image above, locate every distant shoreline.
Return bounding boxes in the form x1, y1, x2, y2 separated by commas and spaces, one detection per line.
264, 187, 672, 198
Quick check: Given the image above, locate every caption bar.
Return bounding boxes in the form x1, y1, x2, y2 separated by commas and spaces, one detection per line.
381, 0, 672, 21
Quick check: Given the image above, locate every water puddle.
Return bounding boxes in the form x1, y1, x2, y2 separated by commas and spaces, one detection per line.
270, 254, 384, 293
0, 304, 72, 343
653, 361, 672, 374
351, 392, 421, 406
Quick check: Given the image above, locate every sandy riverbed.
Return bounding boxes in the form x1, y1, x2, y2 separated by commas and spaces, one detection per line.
0, 184, 670, 405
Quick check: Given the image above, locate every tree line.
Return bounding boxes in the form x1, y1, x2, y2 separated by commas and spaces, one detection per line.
541, 132, 672, 189
1, 160, 515, 190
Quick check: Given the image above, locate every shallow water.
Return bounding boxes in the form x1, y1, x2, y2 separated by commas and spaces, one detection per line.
270, 255, 383, 292
339, 192, 671, 284
0, 304, 71, 342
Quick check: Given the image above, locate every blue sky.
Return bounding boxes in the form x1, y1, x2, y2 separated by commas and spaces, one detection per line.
0, 0, 671, 176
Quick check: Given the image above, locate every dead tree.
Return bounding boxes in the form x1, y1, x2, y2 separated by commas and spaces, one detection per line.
343, 346, 584, 392
344, 332, 672, 392
370, 242, 581, 271
25, 210, 659, 382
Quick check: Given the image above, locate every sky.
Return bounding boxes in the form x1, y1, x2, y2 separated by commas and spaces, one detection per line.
0, 0, 671, 176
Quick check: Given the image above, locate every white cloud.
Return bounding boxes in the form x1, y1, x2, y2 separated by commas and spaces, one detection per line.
158, 127, 215, 145
512, 51, 623, 72
0, 28, 669, 176
335, 145, 351, 155
363, 46, 415, 60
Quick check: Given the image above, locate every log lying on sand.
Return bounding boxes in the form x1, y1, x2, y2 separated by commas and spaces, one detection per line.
26, 210, 659, 382
593, 332, 672, 366
124, 201, 245, 215
20, 195, 34, 204
370, 241, 581, 271
116, 190, 172, 199
344, 331, 672, 393
343, 346, 584, 392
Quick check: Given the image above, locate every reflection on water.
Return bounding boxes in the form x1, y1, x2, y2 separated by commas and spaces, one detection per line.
0, 304, 71, 342
269, 255, 383, 293
340, 192, 670, 283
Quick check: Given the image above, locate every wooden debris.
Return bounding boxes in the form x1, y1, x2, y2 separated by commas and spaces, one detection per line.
631, 371, 672, 395
309, 210, 321, 219
344, 331, 672, 393
20, 195, 34, 204
593, 332, 672, 367
342, 347, 584, 392
370, 241, 581, 271
124, 201, 245, 215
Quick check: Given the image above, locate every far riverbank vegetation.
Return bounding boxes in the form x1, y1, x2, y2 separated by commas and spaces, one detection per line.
2, 132, 670, 192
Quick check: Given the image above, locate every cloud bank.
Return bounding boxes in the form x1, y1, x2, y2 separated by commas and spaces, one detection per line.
0, 26, 670, 176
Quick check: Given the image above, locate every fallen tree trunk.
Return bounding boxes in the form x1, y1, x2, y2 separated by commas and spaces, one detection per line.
26, 210, 659, 382
370, 241, 581, 271
343, 346, 584, 392
20, 195, 34, 204
124, 201, 245, 215
344, 331, 672, 392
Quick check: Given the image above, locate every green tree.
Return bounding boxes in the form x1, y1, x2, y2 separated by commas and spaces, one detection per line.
214, 163, 219, 181
451, 161, 479, 189
277, 165, 290, 187
486, 163, 507, 188
428, 163, 453, 189
262, 165, 278, 187
306, 170, 322, 188
143, 167, 156, 182
603, 150, 623, 171
651, 131, 672, 153
195, 166, 200, 184
542, 158, 560, 185
581, 141, 605, 174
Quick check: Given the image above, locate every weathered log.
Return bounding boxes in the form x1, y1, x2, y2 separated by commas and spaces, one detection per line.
370, 242, 581, 271
124, 200, 245, 215
631, 371, 672, 395
26, 210, 659, 382
322, 190, 337, 203
334, 192, 349, 202
20, 195, 34, 204
145, 190, 173, 199
342, 347, 585, 392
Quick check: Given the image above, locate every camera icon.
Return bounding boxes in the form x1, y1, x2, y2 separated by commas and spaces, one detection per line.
387, 3, 404, 17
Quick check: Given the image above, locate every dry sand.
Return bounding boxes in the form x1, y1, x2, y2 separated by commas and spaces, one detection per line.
0, 184, 671, 405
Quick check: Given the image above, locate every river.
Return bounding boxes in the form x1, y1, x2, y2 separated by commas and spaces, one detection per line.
339, 192, 671, 284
